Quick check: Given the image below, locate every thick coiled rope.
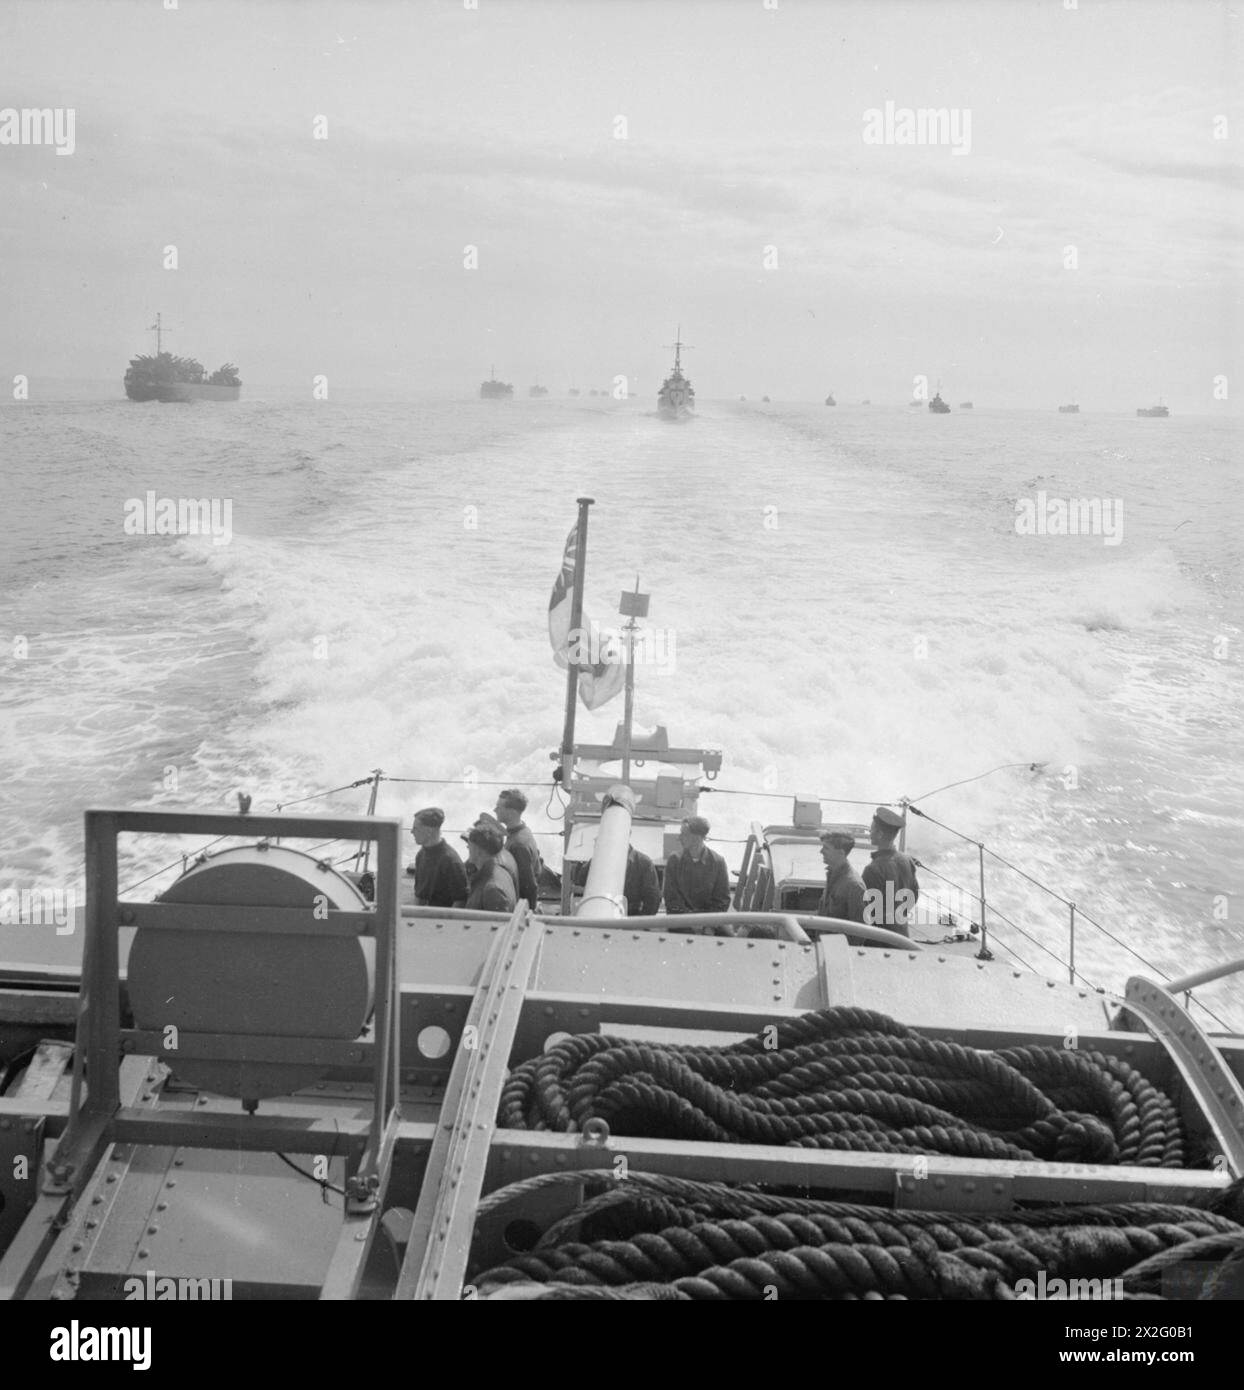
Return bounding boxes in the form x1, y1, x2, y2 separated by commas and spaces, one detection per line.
498, 1007, 1188, 1167
470, 1172, 1244, 1300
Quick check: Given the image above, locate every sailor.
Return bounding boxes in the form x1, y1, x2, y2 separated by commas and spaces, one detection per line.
861, 806, 919, 936
571, 845, 661, 917
462, 813, 521, 900
817, 831, 866, 923
662, 816, 731, 929
494, 789, 543, 910
408, 807, 469, 908
462, 825, 518, 914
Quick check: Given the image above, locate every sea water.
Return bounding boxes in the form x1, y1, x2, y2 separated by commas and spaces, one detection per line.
1, 392, 1240, 1024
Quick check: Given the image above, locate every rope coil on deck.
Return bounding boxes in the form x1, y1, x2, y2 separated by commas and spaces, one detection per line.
498, 1007, 1189, 1167
469, 1170, 1244, 1301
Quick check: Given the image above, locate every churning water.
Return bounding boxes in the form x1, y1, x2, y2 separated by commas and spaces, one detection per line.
1, 393, 1240, 1022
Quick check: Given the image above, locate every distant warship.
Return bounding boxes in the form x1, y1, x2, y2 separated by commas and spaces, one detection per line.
657, 329, 695, 420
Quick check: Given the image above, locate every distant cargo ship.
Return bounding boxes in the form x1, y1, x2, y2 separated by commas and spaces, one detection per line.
959, 401, 974, 410
480, 366, 513, 399
124, 315, 240, 402
1137, 402, 1169, 417
824, 393, 836, 406
528, 385, 549, 398
1058, 404, 1080, 414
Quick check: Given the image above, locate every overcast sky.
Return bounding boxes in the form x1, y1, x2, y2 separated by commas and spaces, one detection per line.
2, 0, 1240, 406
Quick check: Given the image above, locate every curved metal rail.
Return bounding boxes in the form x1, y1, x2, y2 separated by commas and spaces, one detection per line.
1120, 975, 1244, 1176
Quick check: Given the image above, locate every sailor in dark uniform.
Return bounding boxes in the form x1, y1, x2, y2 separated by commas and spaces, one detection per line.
462, 825, 518, 914
462, 813, 521, 900
818, 831, 866, 923
409, 808, 469, 908
861, 806, 919, 937
494, 789, 543, 910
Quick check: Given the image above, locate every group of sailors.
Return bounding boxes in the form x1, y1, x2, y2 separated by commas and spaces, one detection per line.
409, 797, 919, 938
408, 790, 543, 914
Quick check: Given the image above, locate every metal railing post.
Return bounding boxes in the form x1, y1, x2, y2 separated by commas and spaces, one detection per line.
354, 769, 383, 874
976, 841, 990, 960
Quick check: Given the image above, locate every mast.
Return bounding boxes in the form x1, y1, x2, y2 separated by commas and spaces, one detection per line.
149, 314, 164, 356
664, 327, 693, 376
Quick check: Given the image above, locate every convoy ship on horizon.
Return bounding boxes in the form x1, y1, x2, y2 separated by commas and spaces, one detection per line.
123, 314, 240, 403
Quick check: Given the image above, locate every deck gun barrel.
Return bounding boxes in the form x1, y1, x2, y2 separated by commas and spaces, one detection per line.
575, 783, 636, 920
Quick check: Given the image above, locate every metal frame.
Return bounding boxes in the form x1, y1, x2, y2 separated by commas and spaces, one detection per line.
7, 809, 403, 1301
1121, 975, 1244, 1176
395, 903, 544, 1299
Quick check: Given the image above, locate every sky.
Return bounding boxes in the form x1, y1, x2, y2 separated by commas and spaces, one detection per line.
1, 0, 1241, 407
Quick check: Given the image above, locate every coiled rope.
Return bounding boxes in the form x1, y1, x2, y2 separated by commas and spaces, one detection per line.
498, 1007, 1189, 1167
470, 1170, 1244, 1301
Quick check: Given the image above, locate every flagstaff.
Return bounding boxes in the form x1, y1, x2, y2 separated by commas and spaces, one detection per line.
618, 576, 649, 784
559, 496, 594, 787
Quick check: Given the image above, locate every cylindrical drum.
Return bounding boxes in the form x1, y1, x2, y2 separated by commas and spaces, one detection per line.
127, 844, 375, 1101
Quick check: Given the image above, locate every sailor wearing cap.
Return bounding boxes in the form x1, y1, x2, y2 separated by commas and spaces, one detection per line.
462, 814, 521, 901
861, 806, 919, 936
409, 807, 469, 908
817, 831, 866, 924
662, 816, 731, 929
462, 824, 518, 914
